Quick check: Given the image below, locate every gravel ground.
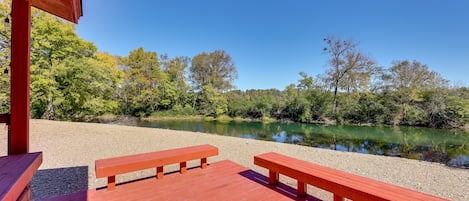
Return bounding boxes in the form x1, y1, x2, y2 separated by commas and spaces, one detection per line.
1, 120, 468, 200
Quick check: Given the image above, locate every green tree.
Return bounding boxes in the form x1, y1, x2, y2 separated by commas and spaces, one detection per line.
50, 55, 120, 118
388, 60, 446, 90
28, 9, 109, 119
117, 48, 161, 116
385, 60, 448, 125
422, 89, 469, 128
297, 72, 314, 91
225, 90, 248, 117
159, 55, 191, 110
357, 93, 386, 124
322, 35, 375, 115
189, 50, 237, 117
189, 50, 238, 92
199, 85, 227, 117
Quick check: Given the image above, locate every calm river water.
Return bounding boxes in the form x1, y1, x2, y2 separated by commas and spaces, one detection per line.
134, 120, 469, 168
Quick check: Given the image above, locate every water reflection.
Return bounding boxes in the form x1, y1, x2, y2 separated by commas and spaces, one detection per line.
135, 120, 469, 169
240, 134, 257, 140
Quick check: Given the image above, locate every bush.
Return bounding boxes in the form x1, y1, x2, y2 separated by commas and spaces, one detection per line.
203, 116, 215, 121
233, 116, 244, 122
261, 116, 277, 123
216, 115, 232, 123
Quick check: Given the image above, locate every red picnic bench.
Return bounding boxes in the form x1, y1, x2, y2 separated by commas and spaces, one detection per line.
254, 152, 449, 201
41, 146, 451, 201
95, 144, 218, 190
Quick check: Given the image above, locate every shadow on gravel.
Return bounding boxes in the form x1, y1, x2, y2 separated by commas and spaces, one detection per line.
30, 166, 88, 200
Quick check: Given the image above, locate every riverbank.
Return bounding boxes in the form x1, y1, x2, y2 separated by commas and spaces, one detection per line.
1, 120, 466, 200
92, 114, 469, 132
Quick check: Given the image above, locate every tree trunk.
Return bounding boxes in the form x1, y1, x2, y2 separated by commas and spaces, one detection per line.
332, 81, 339, 114
41, 96, 55, 120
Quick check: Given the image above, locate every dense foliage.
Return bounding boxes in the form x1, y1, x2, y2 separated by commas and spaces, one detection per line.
0, 2, 468, 129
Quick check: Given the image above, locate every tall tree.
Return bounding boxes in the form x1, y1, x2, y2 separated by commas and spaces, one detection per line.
1, 1, 122, 118
322, 35, 375, 114
189, 50, 237, 117
50, 55, 121, 118
159, 54, 191, 109
297, 72, 314, 91
386, 60, 448, 125
117, 48, 161, 116
28, 8, 104, 119
388, 60, 447, 91
189, 50, 238, 92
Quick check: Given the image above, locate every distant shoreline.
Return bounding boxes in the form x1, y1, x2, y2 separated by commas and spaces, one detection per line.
84, 114, 469, 131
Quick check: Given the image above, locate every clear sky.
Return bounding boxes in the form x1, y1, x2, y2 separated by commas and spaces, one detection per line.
75, 0, 469, 90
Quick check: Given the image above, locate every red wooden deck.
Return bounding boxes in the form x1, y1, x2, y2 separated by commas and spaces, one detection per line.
41, 160, 317, 201
0, 152, 42, 201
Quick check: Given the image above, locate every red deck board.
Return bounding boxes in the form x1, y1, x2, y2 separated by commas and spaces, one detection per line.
0, 152, 43, 201
41, 160, 308, 201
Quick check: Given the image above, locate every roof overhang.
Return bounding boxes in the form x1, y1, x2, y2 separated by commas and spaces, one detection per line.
31, 0, 83, 23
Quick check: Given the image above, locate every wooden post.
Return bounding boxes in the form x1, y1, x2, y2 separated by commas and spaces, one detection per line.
156, 166, 163, 179
333, 194, 344, 201
9, 0, 31, 155
297, 181, 307, 197
17, 185, 31, 201
180, 162, 187, 174
268, 170, 279, 185
107, 176, 116, 190
201, 158, 207, 169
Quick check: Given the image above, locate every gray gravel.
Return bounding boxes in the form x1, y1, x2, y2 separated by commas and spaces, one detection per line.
1, 120, 468, 200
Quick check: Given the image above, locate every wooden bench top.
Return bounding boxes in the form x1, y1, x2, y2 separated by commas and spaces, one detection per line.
255, 152, 449, 201
0, 152, 43, 201
96, 144, 218, 178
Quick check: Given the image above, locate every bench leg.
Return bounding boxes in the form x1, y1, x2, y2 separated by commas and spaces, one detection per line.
333, 194, 344, 201
180, 162, 187, 174
269, 170, 279, 185
297, 181, 307, 197
17, 184, 31, 201
108, 176, 116, 190
157, 166, 164, 179
201, 158, 207, 169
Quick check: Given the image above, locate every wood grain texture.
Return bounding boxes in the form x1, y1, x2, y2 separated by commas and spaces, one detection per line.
31, 0, 82, 23
254, 152, 449, 201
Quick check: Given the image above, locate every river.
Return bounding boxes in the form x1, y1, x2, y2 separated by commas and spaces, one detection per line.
132, 120, 469, 168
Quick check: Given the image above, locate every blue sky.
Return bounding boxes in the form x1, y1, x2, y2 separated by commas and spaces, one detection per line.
75, 0, 469, 90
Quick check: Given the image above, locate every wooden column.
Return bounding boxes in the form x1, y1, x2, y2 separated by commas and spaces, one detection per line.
9, 0, 31, 155
268, 170, 279, 185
